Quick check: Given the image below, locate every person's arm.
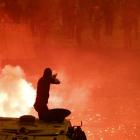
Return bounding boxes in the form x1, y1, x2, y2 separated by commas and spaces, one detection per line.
51, 74, 60, 84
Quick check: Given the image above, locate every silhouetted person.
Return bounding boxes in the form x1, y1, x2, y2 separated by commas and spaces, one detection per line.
34, 68, 60, 121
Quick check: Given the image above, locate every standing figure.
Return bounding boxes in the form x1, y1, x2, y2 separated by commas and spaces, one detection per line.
34, 68, 60, 121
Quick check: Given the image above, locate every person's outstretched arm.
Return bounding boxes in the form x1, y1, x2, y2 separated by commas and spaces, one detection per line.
51, 74, 60, 84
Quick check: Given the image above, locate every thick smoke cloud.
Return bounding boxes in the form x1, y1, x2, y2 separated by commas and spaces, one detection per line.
0, 65, 35, 117
0, 64, 95, 119
0, 1, 140, 140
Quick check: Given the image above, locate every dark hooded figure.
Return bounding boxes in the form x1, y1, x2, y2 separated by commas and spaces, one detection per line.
34, 68, 60, 121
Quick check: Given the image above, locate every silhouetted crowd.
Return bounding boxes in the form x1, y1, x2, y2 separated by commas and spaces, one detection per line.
0, 0, 140, 48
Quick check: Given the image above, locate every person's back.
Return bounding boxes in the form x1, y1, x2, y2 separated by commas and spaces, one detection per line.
35, 76, 51, 105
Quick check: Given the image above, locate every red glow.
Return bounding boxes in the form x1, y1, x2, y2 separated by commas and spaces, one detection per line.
0, 1, 140, 140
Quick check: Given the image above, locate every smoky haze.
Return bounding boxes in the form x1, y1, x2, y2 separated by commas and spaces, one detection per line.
0, 0, 140, 49
0, 1, 140, 140
0, 0, 140, 76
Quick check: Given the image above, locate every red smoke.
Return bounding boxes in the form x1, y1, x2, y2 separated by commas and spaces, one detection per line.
0, 1, 140, 140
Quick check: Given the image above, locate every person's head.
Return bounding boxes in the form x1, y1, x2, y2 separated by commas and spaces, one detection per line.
43, 68, 52, 78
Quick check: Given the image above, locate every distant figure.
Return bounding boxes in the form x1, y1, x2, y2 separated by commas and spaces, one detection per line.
34, 68, 60, 121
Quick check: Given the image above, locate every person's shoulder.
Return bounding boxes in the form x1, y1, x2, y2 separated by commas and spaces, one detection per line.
38, 77, 44, 83
38, 76, 50, 83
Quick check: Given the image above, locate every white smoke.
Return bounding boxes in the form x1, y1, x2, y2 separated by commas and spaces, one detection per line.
0, 65, 36, 117
0, 65, 93, 118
